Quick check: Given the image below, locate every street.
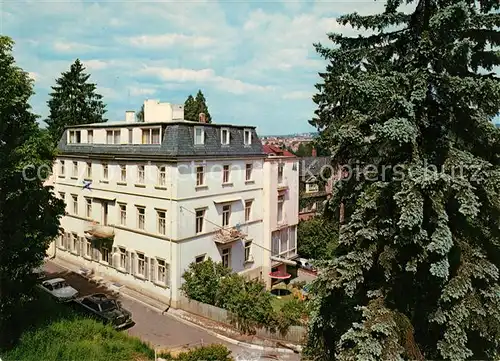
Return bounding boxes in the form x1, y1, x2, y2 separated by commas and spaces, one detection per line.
43, 261, 300, 361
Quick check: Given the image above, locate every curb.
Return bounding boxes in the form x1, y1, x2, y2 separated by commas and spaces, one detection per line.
48, 259, 300, 354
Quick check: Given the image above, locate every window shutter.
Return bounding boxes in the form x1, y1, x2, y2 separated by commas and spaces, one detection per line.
126, 251, 131, 273
131, 252, 136, 275
79, 237, 85, 256
150, 258, 156, 283
75, 237, 80, 256
144, 257, 149, 279
166, 264, 171, 287
112, 247, 119, 268
93, 246, 99, 261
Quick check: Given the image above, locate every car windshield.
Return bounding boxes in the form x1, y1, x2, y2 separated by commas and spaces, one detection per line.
100, 299, 117, 312
53, 281, 69, 289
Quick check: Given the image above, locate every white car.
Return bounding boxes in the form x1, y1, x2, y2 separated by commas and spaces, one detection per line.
38, 278, 78, 302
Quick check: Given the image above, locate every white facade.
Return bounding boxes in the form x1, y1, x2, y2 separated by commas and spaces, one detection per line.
47, 102, 282, 306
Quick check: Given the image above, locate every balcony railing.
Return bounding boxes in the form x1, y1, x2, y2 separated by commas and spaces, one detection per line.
213, 226, 246, 244
84, 222, 115, 240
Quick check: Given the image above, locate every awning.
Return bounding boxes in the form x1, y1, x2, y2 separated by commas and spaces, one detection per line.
92, 195, 116, 202
213, 197, 242, 204
269, 271, 291, 280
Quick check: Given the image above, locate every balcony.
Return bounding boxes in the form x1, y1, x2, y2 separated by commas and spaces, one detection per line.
213, 226, 246, 244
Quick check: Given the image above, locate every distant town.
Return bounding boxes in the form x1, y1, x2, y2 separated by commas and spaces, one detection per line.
261, 132, 318, 153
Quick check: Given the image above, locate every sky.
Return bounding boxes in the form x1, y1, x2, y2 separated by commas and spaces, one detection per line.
1, 1, 497, 135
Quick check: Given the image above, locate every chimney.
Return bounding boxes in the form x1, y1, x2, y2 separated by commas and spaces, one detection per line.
199, 113, 206, 123
125, 111, 135, 123
311, 147, 317, 157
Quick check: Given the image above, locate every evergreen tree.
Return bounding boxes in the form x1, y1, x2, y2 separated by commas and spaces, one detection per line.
306, 1, 500, 360
45, 59, 107, 144
0, 36, 65, 349
136, 104, 144, 122
184, 90, 212, 123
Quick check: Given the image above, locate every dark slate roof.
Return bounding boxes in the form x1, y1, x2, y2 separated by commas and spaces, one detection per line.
58, 122, 265, 159
299, 156, 332, 177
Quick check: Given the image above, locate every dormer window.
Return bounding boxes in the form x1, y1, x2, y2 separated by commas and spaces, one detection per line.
141, 128, 161, 144
221, 128, 230, 145
68, 130, 81, 144
106, 130, 121, 144
244, 129, 252, 145
195, 127, 204, 145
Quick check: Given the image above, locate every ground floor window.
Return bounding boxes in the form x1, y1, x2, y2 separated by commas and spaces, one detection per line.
137, 253, 146, 276
101, 247, 109, 263
86, 241, 92, 257
119, 247, 126, 268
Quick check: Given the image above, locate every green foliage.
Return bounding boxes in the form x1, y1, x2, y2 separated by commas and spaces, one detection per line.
0, 36, 66, 350
3, 291, 154, 361
159, 344, 233, 361
136, 104, 144, 122
274, 297, 309, 334
45, 58, 107, 144
306, 1, 500, 360
181, 259, 304, 334
297, 217, 338, 260
180, 257, 231, 305
184, 90, 212, 123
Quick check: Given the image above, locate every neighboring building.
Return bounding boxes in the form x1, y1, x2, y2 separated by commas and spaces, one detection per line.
262, 145, 299, 286
46, 99, 271, 307
298, 150, 334, 221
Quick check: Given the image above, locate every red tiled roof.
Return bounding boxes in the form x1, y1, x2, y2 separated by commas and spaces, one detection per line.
263, 144, 296, 157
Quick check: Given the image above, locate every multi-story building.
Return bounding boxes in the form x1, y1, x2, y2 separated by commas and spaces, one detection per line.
298, 150, 334, 221
46, 99, 274, 307
262, 145, 299, 285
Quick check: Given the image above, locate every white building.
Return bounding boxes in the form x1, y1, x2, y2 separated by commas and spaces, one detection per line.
47, 99, 299, 306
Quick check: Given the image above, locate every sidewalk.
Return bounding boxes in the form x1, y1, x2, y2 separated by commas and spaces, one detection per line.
48, 257, 302, 354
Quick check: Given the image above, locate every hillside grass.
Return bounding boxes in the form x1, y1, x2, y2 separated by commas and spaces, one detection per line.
2, 290, 154, 361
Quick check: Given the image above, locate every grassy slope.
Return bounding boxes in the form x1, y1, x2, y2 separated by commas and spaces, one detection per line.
2, 291, 154, 361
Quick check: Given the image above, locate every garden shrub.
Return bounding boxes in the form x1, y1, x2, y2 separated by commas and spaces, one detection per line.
160, 344, 233, 361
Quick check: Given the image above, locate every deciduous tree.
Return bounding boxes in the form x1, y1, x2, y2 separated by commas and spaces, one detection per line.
306, 1, 500, 360
45, 59, 107, 144
0, 36, 65, 349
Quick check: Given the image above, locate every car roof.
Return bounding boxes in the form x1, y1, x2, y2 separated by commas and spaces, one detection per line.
44, 278, 66, 284
88, 293, 112, 301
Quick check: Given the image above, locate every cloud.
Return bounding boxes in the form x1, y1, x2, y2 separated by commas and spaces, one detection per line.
126, 34, 215, 48
53, 41, 100, 53
128, 86, 157, 96
28, 72, 40, 81
84, 60, 109, 71
282, 91, 312, 100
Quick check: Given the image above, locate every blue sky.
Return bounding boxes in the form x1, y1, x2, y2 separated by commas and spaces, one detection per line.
2, 1, 498, 135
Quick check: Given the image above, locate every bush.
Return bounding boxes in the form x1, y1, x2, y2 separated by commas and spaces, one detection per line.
274, 297, 309, 334
160, 344, 233, 361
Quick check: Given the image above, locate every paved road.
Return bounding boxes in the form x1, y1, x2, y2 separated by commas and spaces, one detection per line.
43, 261, 299, 361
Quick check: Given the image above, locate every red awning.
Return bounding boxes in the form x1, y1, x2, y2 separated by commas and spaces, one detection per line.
269, 271, 291, 279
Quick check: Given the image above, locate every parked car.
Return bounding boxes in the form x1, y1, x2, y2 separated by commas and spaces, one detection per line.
74, 293, 133, 329
38, 278, 78, 302
297, 257, 316, 271
32, 265, 45, 280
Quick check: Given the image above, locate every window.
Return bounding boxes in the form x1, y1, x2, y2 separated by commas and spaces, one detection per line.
128, 129, 133, 144
106, 130, 121, 144
119, 204, 126, 225
245, 164, 252, 181
86, 162, 92, 178
120, 164, 127, 182
86, 240, 92, 257
141, 128, 161, 144
278, 163, 284, 184
137, 165, 145, 183
72, 195, 78, 214
195, 255, 205, 263
222, 165, 230, 183
158, 166, 166, 187
221, 248, 231, 268
244, 129, 252, 145
119, 247, 126, 268
87, 130, 93, 143
85, 198, 92, 218
157, 210, 166, 235
222, 205, 231, 227
137, 253, 145, 275
102, 163, 108, 180
137, 207, 145, 230
194, 127, 204, 145
101, 247, 109, 263
72, 161, 78, 177
221, 128, 230, 145
195, 209, 205, 233
277, 195, 284, 222
306, 183, 319, 193
68, 130, 81, 144
60, 161, 65, 176
244, 241, 252, 262
157, 259, 167, 284
72, 233, 78, 252
245, 200, 252, 222
196, 166, 204, 186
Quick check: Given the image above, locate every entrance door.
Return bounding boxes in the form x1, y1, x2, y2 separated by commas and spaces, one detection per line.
102, 202, 108, 225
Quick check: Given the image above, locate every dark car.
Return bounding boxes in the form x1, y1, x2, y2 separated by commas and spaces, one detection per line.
74, 293, 134, 329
